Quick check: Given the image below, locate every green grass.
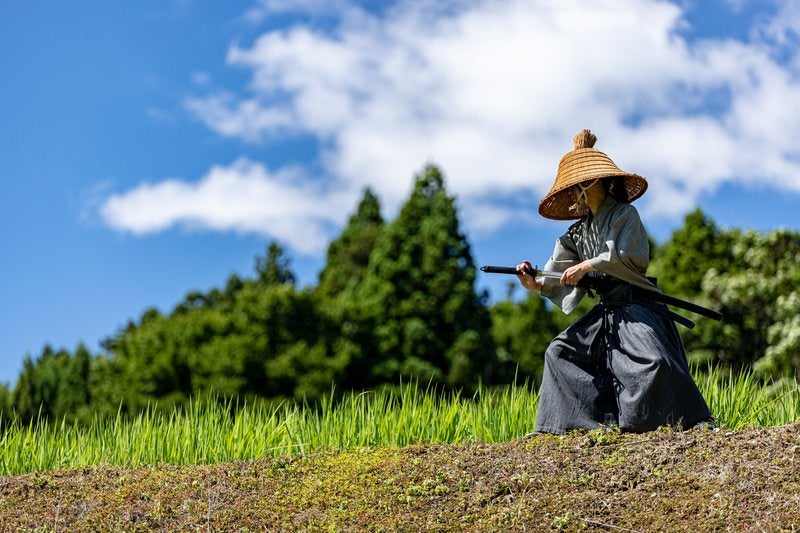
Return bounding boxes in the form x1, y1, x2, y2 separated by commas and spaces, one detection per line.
0, 369, 797, 476
696, 366, 800, 428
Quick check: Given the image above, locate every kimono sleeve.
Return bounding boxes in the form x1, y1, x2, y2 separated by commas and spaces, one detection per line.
540, 226, 587, 314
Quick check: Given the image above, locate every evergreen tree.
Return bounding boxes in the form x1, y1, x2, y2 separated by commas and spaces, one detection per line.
317, 187, 384, 299
256, 241, 296, 287
103, 307, 193, 411
489, 292, 560, 385
10, 346, 70, 422
88, 355, 124, 418
103, 242, 347, 405
11, 355, 37, 421
0, 383, 11, 427
315, 188, 385, 390
358, 164, 496, 389
54, 343, 92, 421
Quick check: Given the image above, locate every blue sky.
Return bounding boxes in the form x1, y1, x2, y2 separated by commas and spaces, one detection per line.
2, 0, 799, 386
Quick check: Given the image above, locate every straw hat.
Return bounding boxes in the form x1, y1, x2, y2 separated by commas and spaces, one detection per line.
538, 129, 648, 220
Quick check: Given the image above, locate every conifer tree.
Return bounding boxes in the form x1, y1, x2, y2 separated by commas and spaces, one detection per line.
54, 343, 92, 421
358, 164, 496, 389
10, 346, 70, 422
256, 241, 296, 287
317, 187, 384, 299
0, 383, 11, 427
11, 355, 37, 422
314, 188, 385, 390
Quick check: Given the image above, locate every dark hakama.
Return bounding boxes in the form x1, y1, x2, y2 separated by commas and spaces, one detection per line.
535, 197, 712, 433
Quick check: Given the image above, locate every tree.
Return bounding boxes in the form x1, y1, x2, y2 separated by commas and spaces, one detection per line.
54, 343, 92, 422
11, 355, 38, 422
103, 309, 194, 412
313, 188, 385, 390
489, 293, 561, 385
701, 229, 800, 377
101, 240, 352, 405
0, 383, 11, 427
358, 164, 496, 389
256, 241, 296, 287
649, 209, 733, 297
10, 346, 70, 422
648, 210, 735, 366
317, 187, 384, 299
651, 210, 800, 376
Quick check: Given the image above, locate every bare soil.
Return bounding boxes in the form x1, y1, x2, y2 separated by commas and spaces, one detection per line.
1, 423, 799, 531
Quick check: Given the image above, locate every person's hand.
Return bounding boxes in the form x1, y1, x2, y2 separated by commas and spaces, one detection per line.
560, 260, 596, 287
516, 260, 542, 291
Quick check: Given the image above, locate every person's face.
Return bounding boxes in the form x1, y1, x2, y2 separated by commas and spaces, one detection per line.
572, 179, 599, 210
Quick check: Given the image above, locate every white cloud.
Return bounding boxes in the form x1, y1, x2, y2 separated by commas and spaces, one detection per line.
100, 159, 353, 254
184, 93, 295, 142
106, 0, 800, 252
193, 0, 800, 210
754, 1, 800, 48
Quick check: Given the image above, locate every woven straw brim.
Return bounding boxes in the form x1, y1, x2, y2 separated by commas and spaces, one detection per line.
538, 148, 648, 220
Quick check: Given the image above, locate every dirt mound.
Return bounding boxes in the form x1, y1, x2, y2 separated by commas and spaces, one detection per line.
1, 424, 799, 531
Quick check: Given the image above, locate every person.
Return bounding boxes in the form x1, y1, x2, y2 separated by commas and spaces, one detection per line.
516, 129, 713, 434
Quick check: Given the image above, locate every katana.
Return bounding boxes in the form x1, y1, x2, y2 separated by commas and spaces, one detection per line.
480, 264, 561, 279
480, 264, 722, 325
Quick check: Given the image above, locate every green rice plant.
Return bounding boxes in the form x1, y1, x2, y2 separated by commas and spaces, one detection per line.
0, 370, 797, 476
694, 366, 800, 429
0, 382, 540, 476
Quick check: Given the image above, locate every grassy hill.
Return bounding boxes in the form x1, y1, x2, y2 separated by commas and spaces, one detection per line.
1, 423, 798, 531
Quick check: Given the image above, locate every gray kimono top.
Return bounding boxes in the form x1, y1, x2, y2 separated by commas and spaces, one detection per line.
540, 196, 658, 314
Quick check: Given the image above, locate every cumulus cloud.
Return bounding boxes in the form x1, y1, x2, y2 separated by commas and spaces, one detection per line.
200, 1, 800, 204
100, 159, 352, 254
106, 0, 800, 253
184, 93, 295, 142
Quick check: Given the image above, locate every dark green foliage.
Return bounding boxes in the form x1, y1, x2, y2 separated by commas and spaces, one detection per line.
105, 279, 343, 408
6, 163, 798, 422
256, 241, 296, 287
0, 383, 10, 427
10, 346, 73, 423
54, 343, 92, 422
649, 209, 733, 297
317, 187, 384, 300
651, 211, 800, 378
313, 188, 386, 391
357, 165, 496, 389
489, 293, 560, 385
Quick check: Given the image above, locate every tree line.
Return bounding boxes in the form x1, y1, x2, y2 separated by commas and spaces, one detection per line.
2, 165, 798, 424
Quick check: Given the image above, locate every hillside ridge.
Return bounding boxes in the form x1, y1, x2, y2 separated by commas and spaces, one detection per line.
1, 423, 799, 531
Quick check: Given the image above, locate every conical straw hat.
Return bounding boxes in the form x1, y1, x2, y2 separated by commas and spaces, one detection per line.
538, 129, 648, 220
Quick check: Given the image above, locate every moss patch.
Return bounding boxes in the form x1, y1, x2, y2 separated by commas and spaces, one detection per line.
1, 424, 799, 531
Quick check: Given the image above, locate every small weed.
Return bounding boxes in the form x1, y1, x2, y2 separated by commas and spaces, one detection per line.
552, 512, 573, 530
32, 475, 50, 489
434, 484, 450, 496
588, 425, 621, 445
570, 472, 596, 486
652, 465, 669, 478
405, 485, 424, 497
600, 448, 628, 467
